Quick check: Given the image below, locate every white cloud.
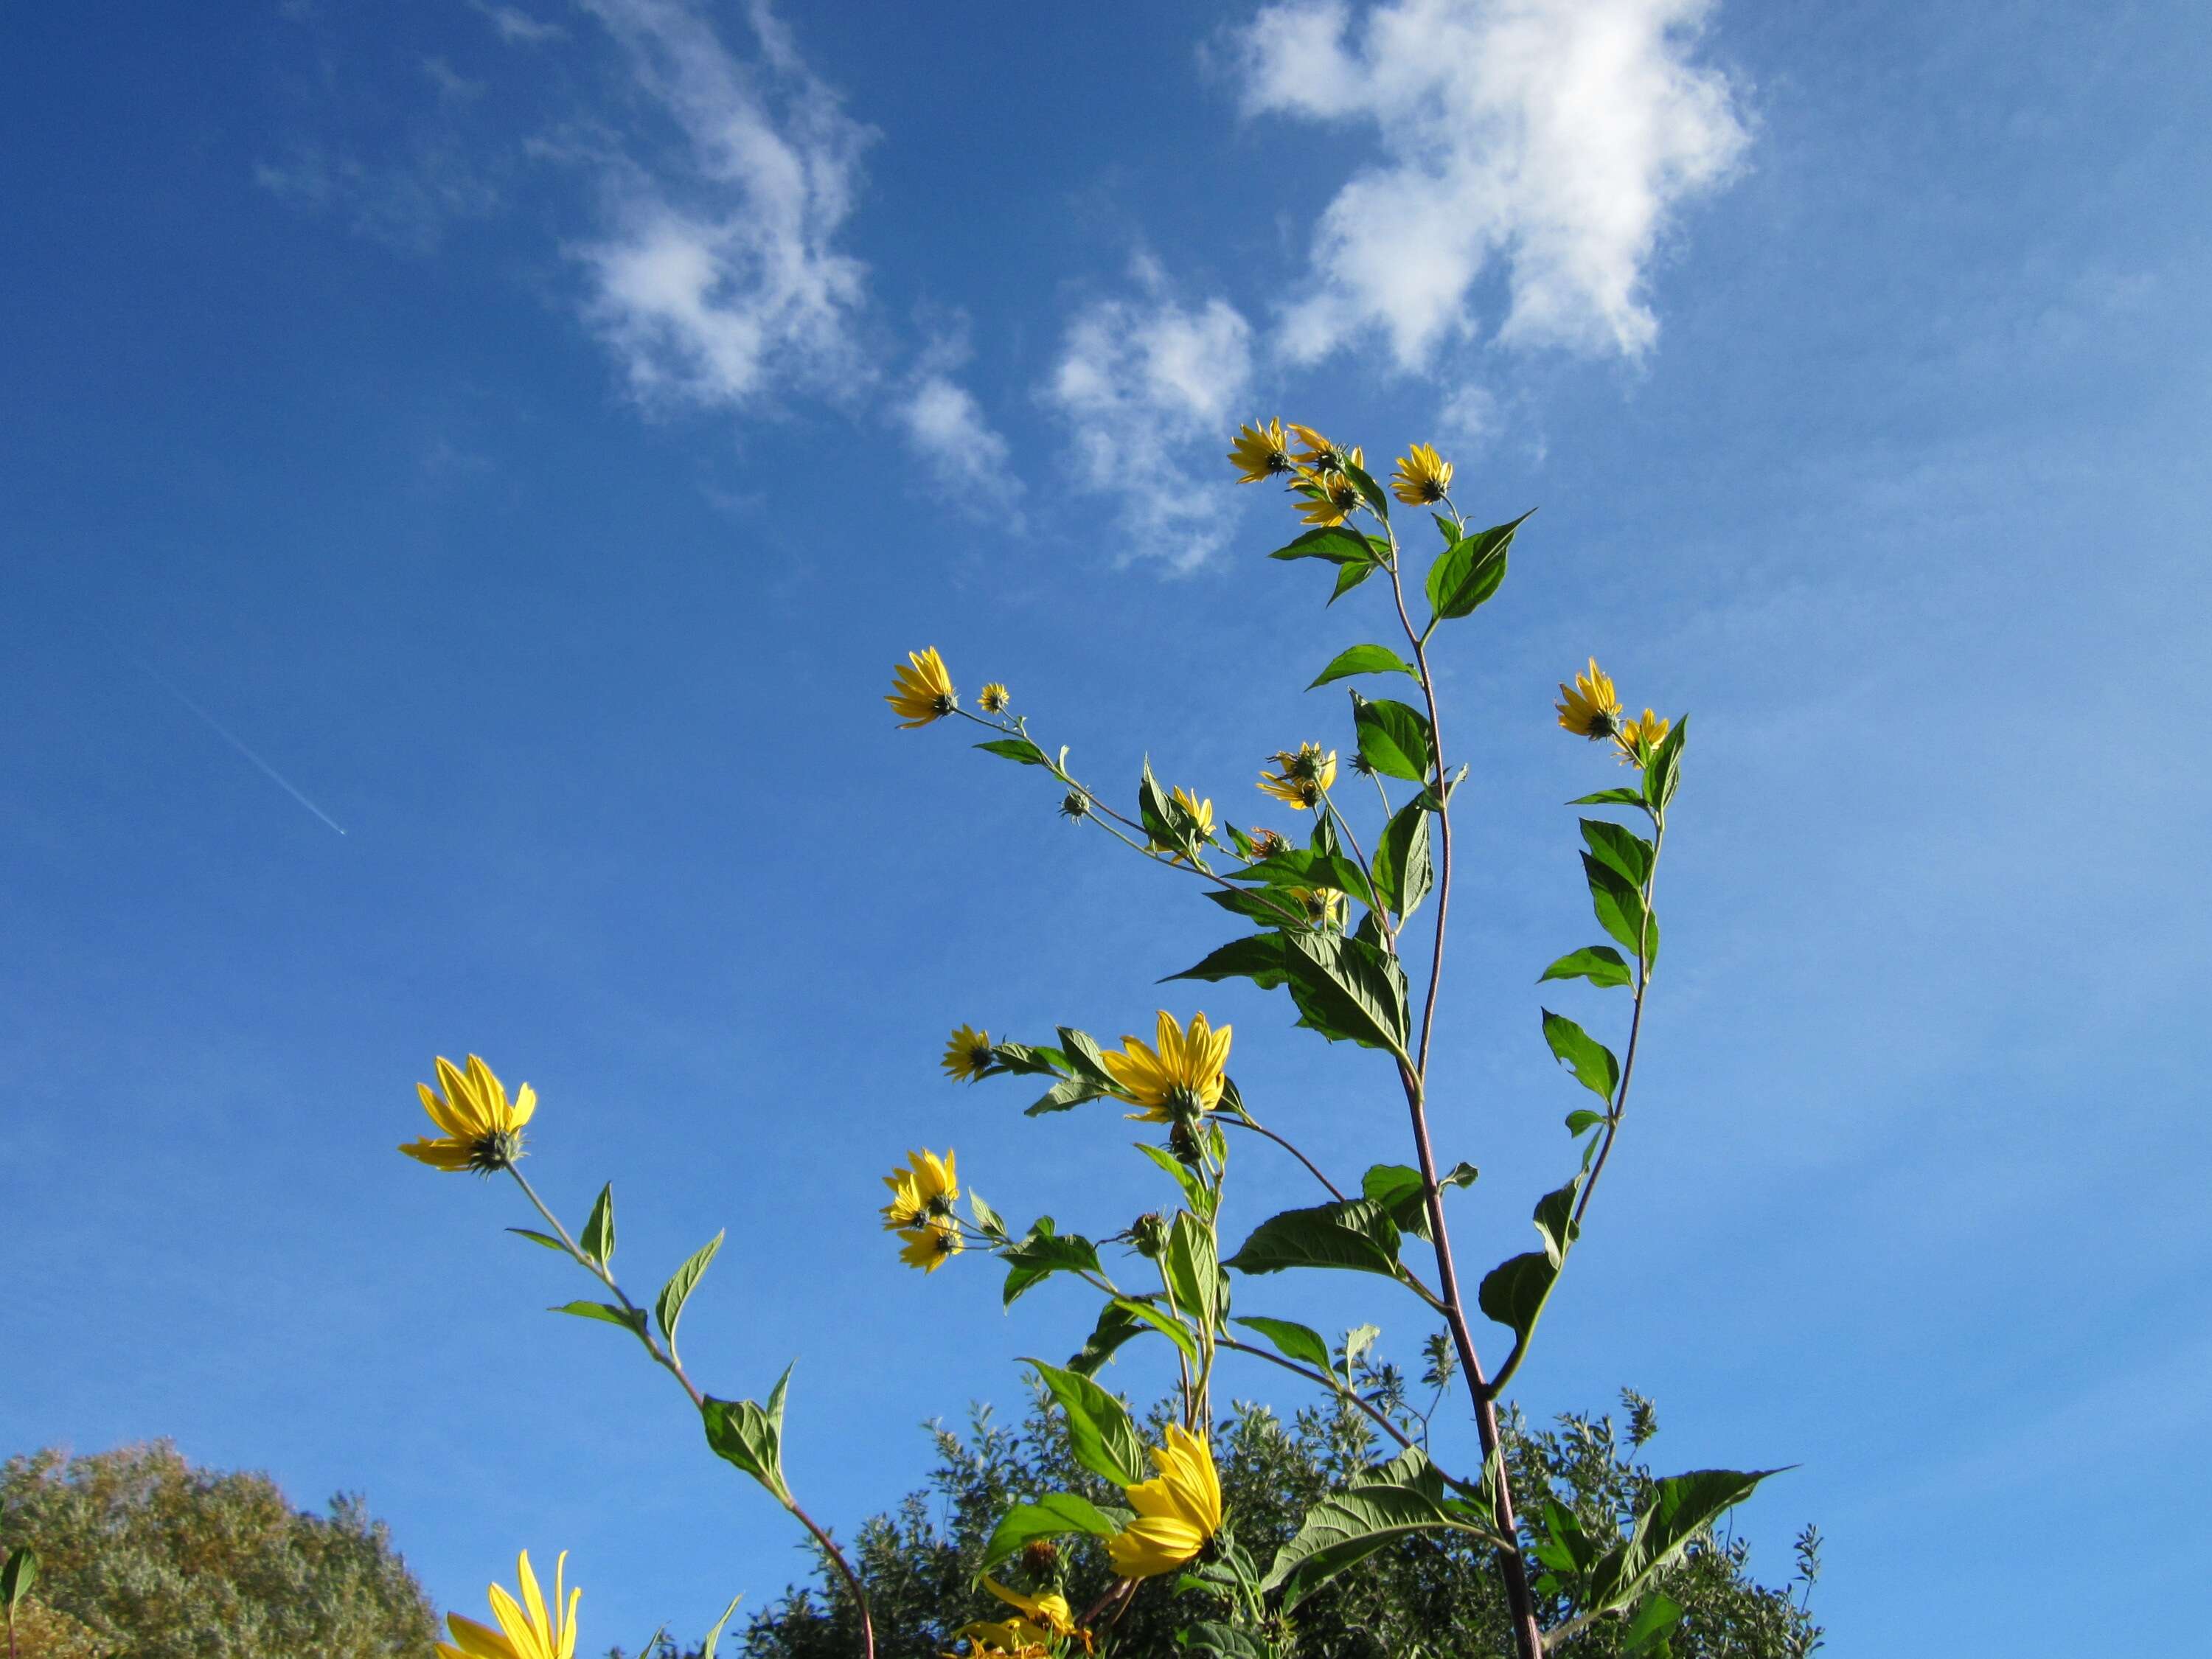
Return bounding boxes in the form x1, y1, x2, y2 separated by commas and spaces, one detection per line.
571, 0, 872, 409
420, 56, 484, 102
1043, 262, 1255, 571
893, 321, 1023, 521
1233, 0, 1750, 366
470, 1, 567, 45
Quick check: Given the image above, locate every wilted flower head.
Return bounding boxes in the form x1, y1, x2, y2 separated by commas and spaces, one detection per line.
1556, 658, 1624, 741
1059, 790, 1092, 821
887, 647, 958, 728
1390, 442, 1453, 506
400, 1054, 535, 1175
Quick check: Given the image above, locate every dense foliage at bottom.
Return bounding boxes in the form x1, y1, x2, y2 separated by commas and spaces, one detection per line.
630, 1384, 1823, 1659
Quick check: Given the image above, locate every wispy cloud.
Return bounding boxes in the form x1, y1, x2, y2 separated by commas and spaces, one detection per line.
1043, 257, 1255, 571
1232, 0, 1750, 366
469, 1, 567, 45
253, 142, 500, 254
568, 0, 874, 410
894, 319, 1024, 523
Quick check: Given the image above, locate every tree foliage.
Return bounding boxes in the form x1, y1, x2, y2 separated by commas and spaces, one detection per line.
0, 1441, 437, 1659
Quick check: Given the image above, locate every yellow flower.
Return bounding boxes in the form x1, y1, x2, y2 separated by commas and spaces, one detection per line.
400, 1054, 535, 1175
1099, 1011, 1231, 1123
1287, 886, 1348, 928
1287, 424, 1347, 472
1256, 743, 1337, 811
880, 1147, 959, 1231
1291, 447, 1366, 529
1150, 787, 1214, 863
437, 1550, 579, 1659
1105, 1426, 1222, 1579
887, 647, 958, 728
1555, 658, 1624, 741
1228, 419, 1294, 484
942, 1024, 996, 1084
1245, 826, 1287, 858
947, 1577, 1079, 1656
1616, 709, 1671, 767
1390, 442, 1453, 505
896, 1215, 964, 1273
978, 683, 1011, 715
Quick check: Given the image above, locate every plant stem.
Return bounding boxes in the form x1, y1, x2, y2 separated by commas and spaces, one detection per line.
1220, 1113, 1347, 1202
1571, 815, 1665, 1234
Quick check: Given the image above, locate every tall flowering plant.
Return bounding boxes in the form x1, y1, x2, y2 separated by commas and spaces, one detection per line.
400, 423, 1776, 1659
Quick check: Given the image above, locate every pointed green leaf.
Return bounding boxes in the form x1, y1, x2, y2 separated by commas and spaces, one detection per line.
655, 1231, 724, 1354
1582, 853, 1658, 964
506, 1228, 568, 1253
1166, 933, 1291, 990
1224, 1199, 1401, 1279
1359, 1161, 1476, 1241
1133, 1141, 1214, 1217
1001, 1225, 1102, 1307
1026, 1075, 1107, 1116
1580, 818, 1655, 886
1262, 1449, 1499, 1610
1372, 799, 1433, 919
1352, 695, 1433, 782
1070, 1298, 1149, 1376
1343, 456, 1391, 519
1568, 786, 1649, 808
551, 1300, 647, 1335
1540, 945, 1632, 989
700, 1366, 793, 1503
3, 1547, 40, 1613
974, 737, 1048, 765
1026, 1359, 1148, 1487
1162, 1211, 1221, 1333
1268, 526, 1374, 563
1644, 714, 1688, 810
1309, 644, 1419, 689
1425, 510, 1532, 621
980, 1493, 1121, 1573
1109, 1295, 1200, 1364
1231, 1315, 1335, 1375
700, 1593, 744, 1659
1542, 1010, 1620, 1102
1284, 931, 1409, 1053
1565, 1108, 1606, 1138
1056, 1026, 1116, 1088
1329, 556, 1380, 604
1477, 1252, 1559, 1343
580, 1183, 616, 1267
1622, 1593, 1685, 1656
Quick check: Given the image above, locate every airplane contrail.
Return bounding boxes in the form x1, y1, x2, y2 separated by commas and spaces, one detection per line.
102, 630, 350, 838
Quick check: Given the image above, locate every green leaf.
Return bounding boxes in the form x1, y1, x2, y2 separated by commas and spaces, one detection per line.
1230, 1315, 1335, 1375
1542, 1009, 1620, 1102
1110, 1295, 1201, 1364
1203, 885, 1310, 928
1284, 931, 1409, 1053
1477, 1252, 1559, 1344
1166, 933, 1291, 991
974, 737, 1048, 766
700, 1367, 793, 1503
967, 1189, 1006, 1238
1057, 1026, 1117, 1088
1568, 786, 1650, 808
3, 1546, 39, 1613
1180, 1623, 1271, 1659
1539, 945, 1632, 989
1352, 695, 1433, 782
980, 1494, 1121, 1573
1026, 1359, 1149, 1486
1329, 557, 1380, 605
1069, 1299, 1149, 1376
1268, 526, 1374, 563
655, 1231, 725, 1355
1026, 1075, 1107, 1116
1138, 757, 1176, 848
506, 1228, 568, 1253
989, 1040, 1066, 1079
1582, 853, 1658, 964
1565, 1108, 1606, 1138
1224, 1199, 1401, 1279
1225, 847, 1377, 908
1425, 510, 1532, 621
1359, 1161, 1477, 1241
700, 1593, 744, 1659
1162, 1211, 1222, 1333
1372, 799, 1433, 919
1622, 1593, 1686, 1656
1644, 714, 1688, 810
1262, 1449, 1498, 1610
549, 1300, 647, 1335
1134, 1141, 1214, 1218
1581, 818, 1655, 886
1343, 456, 1391, 520
1309, 643, 1419, 689
580, 1183, 616, 1267
1432, 511, 1462, 546
1001, 1224, 1103, 1307
1584, 1468, 1783, 1618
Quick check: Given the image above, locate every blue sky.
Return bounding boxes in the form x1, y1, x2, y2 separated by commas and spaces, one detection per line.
3, 0, 2207, 1651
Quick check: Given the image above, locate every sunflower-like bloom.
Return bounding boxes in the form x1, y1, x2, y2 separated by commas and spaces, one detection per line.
942, 1024, 996, 1084
1391, 442, 1453, 505
1288, 886, 1348, 929
1227, 418, 1294, 484
400, 1054, 535, 1175
880, 1147, 959, 1231
1293, 448, 1366, 529
978, 683, 1011, 715
437, 1550, 579, 1659
1099, 1011, 1231, 1123
1288, 424, 1348, 473
1150, 787, 1214, 862
952, 1578, 1080, 1655
887, 647, 958, 728
1616, 709, 1671, 767
1555, 658, 1624, 741
896, 1214, 964, 1273
1257, 743, 1337, 811
1105, 1426, 1222, 1579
